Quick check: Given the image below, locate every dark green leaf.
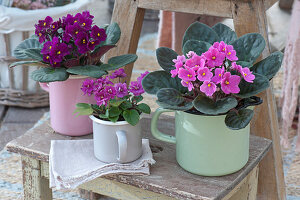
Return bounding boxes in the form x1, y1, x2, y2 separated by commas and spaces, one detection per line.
225, 109, 254, 130
120, 101, 133, 110
123, 109, 140, 126
236, 61, 252, 68
66, 65, 107, 78
141, 70, 187, 95
13, 38, 42, 59
31, 67, 69, 82
236, 96, 263, 110
156, 100, 193, 111
193, 96, 238, 115
182, 40, 211, 56
9, 60, 41, 68
157, 88, 184, 106
251, 51, 283, 80
110, 99, 125, 107
109, 107, 122, 117
99, 114, 108, 119
104, 54, 138, 71
236, 73, 269, 98
132, 95, 143, 103
182, 22, 220, 47
92, 45, 116, 58
231, 33, 265, 63
109, 116, 119, 123
156, 47, 178, 72
24, 48, 43, 61
137, 103, 151, 114
102, 22, 121, 45
212, 23, 237, 43
74, 103, 93, 116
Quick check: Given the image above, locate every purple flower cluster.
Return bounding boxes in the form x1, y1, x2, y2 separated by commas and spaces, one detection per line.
81, 69, 149, 106
171, 41, 255, 97
35, 11, 107, 68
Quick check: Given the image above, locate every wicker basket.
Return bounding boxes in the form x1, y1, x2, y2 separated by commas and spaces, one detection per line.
0, 31, 49, 108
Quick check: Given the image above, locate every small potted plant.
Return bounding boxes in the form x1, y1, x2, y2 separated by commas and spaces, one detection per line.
142, 22, 283, 176
74, 69, 151, 163
10, 11, 138, 136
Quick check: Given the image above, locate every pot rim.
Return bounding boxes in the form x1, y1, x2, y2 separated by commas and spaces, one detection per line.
89, 114, 144, 126
69, 75, 90, 79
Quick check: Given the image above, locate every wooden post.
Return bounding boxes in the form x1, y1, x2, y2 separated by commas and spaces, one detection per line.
104, 0, 145, 84
22, 156, 52, 200
231, 0, 286, 199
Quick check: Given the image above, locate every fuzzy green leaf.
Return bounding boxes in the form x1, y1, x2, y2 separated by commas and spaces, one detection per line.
236, 73, 269, 98
109, 107, 122, 117
157, 88, 184, 106
251, 51, 283, 80
236, 61, 252, 68
120, 101, 132, 110
13, 38, 42, 59
193, 96, 238, 115
109, 116, 119, 123
110, 99, 125, 107
9, 60, 41, 68
156, 47, 178, 72
231, 33, 265, 64
31, 67, 69, 82
66, 65, 107, 78
156, 100, 193, 111
102, 54, 138, 71
132, 95, 143, 103
24, 48, 43, 61
142, 70, 187, 95
137, 103, 151, 114
225, 109, 254, 130
123, 109, 140, 126
212, 23, 237, 43
182, 40, 211, 56
102, 22, 121, 45
74, 103, 93, 116
182, 22, 220, 47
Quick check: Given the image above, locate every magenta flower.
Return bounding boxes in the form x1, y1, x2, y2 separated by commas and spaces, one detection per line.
241, 67, 255, 83
87, 39, 100, 51
62, 14, 76, 26
75, 32, 89, 54
115, 83, 128, 98
200, 81, 217, 96
221, 72, 241, 94
178, 68, 196, 82
171, 60, 183, 77
197, 67, 213, 81
65, 23, 82, 39
231, 62, 243, 73
76, 13, 93, 31
137, 71, 149, 83
186, 55, 205, 70
186, 51, 196, 58
81, 79, 95, 96
49, 42, 69, 63
129, 81, 145, 96
225, 45, 238, 61
204, 47, 225, 67
181, 80, 194, 91
172, 55, 186, 64
218, 41, 227, 54
94, 90, 109, 106
110, 68, 127, 79
41, 41, 53, 55
212, 42, 219, 49
104, 86, 117, 99
91, 26, 107, 42
211, 67, 225, 84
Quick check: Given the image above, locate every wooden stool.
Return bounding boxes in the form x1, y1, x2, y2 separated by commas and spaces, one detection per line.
104, 0, 286, 199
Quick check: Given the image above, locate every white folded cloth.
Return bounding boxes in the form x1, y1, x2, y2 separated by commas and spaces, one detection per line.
49, 139, 155, 190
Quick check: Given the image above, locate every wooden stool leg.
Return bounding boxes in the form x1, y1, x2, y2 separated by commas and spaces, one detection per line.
104, 0, 145, 83
231, 0, 286, 200
22, 156, 52, 200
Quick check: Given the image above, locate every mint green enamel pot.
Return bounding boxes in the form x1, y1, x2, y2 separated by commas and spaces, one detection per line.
151, 108, 249, 176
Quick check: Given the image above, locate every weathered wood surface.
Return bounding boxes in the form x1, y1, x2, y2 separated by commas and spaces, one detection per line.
232, 0, 286, 199
22, 156, 52, 200
6, 116, 272, 200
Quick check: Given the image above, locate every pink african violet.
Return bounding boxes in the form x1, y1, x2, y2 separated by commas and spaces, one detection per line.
115, 83, 128, 98
197, 67, 213, 81
200, 81, 217, 96
170, 41, 256, 98
221, 72, 241, 94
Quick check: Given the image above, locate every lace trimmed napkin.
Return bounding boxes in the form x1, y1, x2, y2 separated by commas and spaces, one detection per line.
49, 139, 155, 190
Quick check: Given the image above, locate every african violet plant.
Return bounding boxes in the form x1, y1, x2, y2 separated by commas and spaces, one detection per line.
74, 69, 151, 126
9, 11, 137, 82
142, 22, 283, 130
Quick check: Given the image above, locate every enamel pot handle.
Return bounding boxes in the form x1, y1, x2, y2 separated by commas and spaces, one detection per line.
151, 108, 176, 144
116, 130, 128, 163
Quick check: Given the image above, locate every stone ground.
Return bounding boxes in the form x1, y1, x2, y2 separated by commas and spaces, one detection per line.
0, 0, 299, 199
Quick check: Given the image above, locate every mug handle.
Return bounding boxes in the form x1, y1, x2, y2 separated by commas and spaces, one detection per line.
39, 82, 50, 92
116, 130, 128, 163
151, 108, 176, 144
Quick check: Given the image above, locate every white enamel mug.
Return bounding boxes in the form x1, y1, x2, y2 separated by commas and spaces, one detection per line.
89, 115, 143, 163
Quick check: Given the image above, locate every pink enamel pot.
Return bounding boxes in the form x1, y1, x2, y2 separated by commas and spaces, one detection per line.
40, 76, 95, 136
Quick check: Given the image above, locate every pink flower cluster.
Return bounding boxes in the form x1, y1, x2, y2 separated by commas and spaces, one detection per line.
81, 69, 149, 106
171, 41, 255, 97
